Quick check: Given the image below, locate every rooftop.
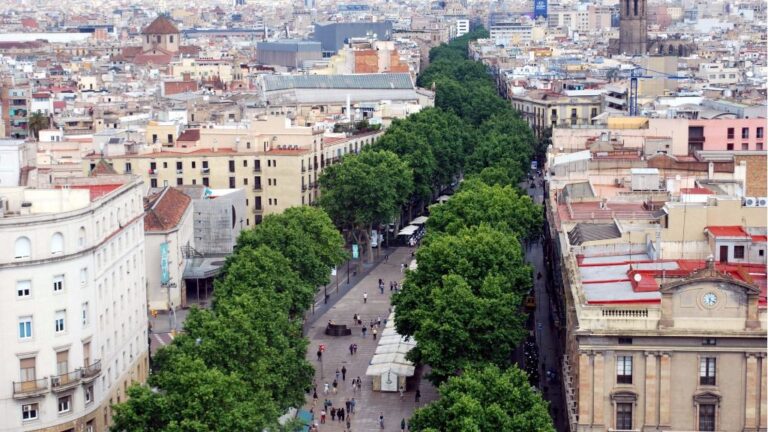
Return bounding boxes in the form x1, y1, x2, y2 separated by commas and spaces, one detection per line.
262, 73, 413, 92
144, 187, 192, 231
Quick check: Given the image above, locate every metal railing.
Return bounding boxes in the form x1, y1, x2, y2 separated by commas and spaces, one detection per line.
13, 378, 49, 398
80, 360, 101, 379
51, 370, 81, 392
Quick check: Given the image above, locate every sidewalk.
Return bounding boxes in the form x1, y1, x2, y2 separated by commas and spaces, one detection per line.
302, 246, 436, 431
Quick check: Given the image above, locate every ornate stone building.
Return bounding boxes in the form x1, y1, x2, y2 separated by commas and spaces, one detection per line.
619, 0, 648, 55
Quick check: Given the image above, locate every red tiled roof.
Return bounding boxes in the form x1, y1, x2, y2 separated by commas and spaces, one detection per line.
133, 53, 173, 66
681, 187, 713, 194
90, 159, 118, 176
141, 16, 179, 35
144, 187, 192, 231
177, 129, 200, 142
706, 226, 749, 238
59, 184, 122, 201
752, 235, 767, 242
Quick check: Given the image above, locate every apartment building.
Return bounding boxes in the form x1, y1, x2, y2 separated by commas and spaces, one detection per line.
544, 146, 767, 432
0, 176, 149, 432
86, 117, 383, 225
489, 21, 534, 46
510, 89, 604, 138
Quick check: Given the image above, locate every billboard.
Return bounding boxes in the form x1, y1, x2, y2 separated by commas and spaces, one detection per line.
534, 0, 548, 19
160, 242, 170, 285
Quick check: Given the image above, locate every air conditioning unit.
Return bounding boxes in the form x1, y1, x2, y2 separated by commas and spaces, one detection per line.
758, 197, 768, 207
744, 197, 758, 207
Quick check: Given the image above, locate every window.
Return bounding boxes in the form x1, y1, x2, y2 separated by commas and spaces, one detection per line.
78, 227, 86, 248
56, 350, 68, 375
616, 403, 632, 430
150, 178, 158, 188
699, 404, 715, 431
202, 177, 209, 187
51, 233, 64, 255
243, 178, 248, 186
19, 316, 32, 339
702, 338, 717, 346
17, 280, 31, 298
727, 143, 734, 150
273, 159, 277, 167
53, 275, 64, 292
700, 357, 716, 385
125, 162, 132, 173
616, 356, 632, 384
80, 268, 88, 286
742, 127, 749, 139
55, 310, 66, 333
618, 337, 633, 345
758, 143, 764, 151
191, 161, 196, 169
757, 127, 764, 138
727, 127, 734, 139
82, 302, 89, 327
163, 162, 168, 169
15, 237, 31, 259
176, 178, 183, 185
176, 161, 182, 171
734, 245, 745, 259
229, 160, 235, 172
20, 357, 35, 381
85, 385, 93, 404
243, 160, 248, 167
169, 35, 174, 43
57, 395, 71, 413
229, 177, 236, 188
742, 143, 749, 150
22, 403, 38, 421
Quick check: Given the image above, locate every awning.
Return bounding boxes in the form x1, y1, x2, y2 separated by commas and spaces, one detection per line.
397, 225, 419, 236
409, 216, 428, 225
183, 257, 226, 279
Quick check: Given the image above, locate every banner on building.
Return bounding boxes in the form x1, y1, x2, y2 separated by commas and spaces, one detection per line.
160, 242, 170, 285
534, 0, 548, 19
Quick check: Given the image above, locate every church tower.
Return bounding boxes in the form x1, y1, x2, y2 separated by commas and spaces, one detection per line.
619, 0, 647, 56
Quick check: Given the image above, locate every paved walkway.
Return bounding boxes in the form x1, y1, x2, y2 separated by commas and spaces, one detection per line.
303, 247, 437, 431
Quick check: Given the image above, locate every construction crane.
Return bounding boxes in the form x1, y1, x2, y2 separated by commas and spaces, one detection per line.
628, 64, 690, 116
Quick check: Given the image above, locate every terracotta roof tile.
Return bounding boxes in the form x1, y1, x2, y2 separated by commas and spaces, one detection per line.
142, 16, 179, 35
177, 129, 200, 142
90, 159, 118, 176
144, 187, 192, 231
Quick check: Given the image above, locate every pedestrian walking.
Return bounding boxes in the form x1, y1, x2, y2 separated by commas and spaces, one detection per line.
399, 384, 404, 400
345, 399, 351, 413
351, 381, 356, 393
380, 283, 384, 294
351, 397, 356, 413
400, 263, 405, 273
323, 382, 329, 395
353, 343, 358, 354
379, 412, 385, 429
335, 369, 340, 382
349, 343, 354, 355
401, 418, 407, 432
372, 328, 377, 340
356, 377, 362, 391
390, 281, 394, 291
363, 292, 368, 303
320, 410, 326, 424
377, 316, 382, 327
341, 365, 347, 381
415, 388, 421, 403
346, 417, 351, 430
385, 253, 389, 262
313, 389, 318, 403
330, 408, 336, 421
339, 407, 345, 422
332, 379, 338, 394
317, 349, 322, 361
362, 325, 367, 338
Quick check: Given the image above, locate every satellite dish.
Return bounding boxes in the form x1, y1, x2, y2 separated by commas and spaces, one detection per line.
633, 273, 642, 282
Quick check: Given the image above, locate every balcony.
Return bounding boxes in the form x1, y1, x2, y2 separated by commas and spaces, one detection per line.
253, 184, 262, 192
51, 370, 81, 393
201, 167, 210, 174
252, 206, 263, 214
302, 185, 307, 192
13, 378, 49, 399
148, 168, 158, 176
253, 166, 261, 173
301, 167, 306, 173
176, 169, 183, 174
80, 360, 101, 383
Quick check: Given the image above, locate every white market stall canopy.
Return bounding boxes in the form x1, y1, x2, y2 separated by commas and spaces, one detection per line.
409, 216, 428, 225
366, 311, 417, 378
397, 225, 419, 236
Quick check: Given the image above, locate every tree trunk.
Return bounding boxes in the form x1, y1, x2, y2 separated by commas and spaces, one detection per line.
362, 226, 373, 265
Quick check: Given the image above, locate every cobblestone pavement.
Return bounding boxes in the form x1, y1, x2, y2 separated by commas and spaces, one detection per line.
302, 246, 437, 431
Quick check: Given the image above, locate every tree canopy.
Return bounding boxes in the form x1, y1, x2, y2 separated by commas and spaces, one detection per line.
408, 365, 555, 432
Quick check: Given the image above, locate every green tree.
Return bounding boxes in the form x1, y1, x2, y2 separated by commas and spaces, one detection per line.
28, 111, 49, 139
111, 354, 277, 432
234, 206, 347, 288
393, 225, 531, 350
318, 150, 413, 263
427, 181, 542, 240
409, 365, 555, 432
405, 274, 526, 383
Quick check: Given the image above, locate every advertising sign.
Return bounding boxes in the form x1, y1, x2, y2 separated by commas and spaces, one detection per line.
352, 244, 359, 259
534, 0, 548, 19
160, 242, 170, 285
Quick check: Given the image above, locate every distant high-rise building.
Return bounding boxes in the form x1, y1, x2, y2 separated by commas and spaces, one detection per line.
619, 0, 647, 55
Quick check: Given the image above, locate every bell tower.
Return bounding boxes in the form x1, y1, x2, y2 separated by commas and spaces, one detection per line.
619, 0, 647, 56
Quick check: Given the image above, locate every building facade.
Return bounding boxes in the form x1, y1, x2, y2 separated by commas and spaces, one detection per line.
0, 177, 149, 432
619, 0, 648, 55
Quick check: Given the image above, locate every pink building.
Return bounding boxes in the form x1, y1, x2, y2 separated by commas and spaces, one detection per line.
688, 118, 766, 153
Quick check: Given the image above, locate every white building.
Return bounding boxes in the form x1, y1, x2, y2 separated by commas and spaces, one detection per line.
489, 22, 534, 46
0, 176, 149, 432
0, 140, 30, 187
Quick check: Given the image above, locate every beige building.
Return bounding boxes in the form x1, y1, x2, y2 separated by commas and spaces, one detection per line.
510, 89, 604, 139
545, 142, 767, 432
85, 117, 383, 225
170, 58, 237, 84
